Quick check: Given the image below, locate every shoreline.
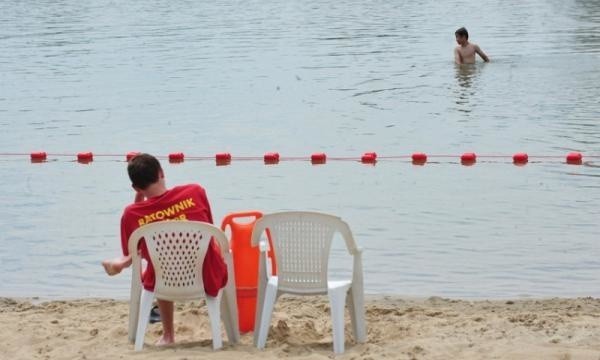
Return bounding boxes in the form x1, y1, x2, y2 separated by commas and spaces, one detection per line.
2, 296, 599, 359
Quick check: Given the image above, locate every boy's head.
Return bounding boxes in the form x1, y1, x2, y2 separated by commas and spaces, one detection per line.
127, 153, 163, 190
455, 27, 469, 45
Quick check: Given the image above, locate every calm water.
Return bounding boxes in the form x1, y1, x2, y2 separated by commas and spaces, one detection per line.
1, 0, 599, 299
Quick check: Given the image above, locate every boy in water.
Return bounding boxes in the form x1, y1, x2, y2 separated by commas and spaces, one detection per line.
454, 27, 489, 64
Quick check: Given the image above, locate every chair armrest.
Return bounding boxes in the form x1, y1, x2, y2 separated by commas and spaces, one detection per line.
349, 246, 363, 256
259, 240, 268, 252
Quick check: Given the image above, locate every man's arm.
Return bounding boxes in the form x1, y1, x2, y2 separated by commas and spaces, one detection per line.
454, 47, 463, 64
475, 45, 489, 62
102, 190, 144, 276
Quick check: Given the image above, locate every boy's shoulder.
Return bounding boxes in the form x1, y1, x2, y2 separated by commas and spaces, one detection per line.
171, 183, 207, 197
174, 183, 204, 191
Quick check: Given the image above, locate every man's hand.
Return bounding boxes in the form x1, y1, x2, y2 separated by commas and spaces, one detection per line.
102, 255, 132, 276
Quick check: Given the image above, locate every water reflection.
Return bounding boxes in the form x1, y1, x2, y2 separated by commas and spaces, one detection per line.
571, 0, 600, 52
1, 0, 600, 299
453, 63, 480, 114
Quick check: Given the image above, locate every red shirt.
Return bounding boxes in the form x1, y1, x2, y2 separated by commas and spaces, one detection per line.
120, 184, 227, 296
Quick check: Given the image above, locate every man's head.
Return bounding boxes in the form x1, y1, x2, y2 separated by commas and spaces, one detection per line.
455, 27, 469, 45
127, 153, 163, 190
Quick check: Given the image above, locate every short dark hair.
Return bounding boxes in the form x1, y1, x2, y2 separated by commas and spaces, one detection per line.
455, 27, 468, 39
127, 153, 162, 190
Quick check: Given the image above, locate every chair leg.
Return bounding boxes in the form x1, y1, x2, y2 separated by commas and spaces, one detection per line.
227, 287, 241, 343
347, 285, 367, 343
328, 288, 348, 354
206, 292, 223, 350
221, 282, 240, 344
256, 282, 278, 349
222, 249, 240, 344
253, 254, 268, 346
220, 296, 233, 345
128, 278, 142, 343
128, 295, 140, 344
134, 290, 155, 351
220, 292, 234, 344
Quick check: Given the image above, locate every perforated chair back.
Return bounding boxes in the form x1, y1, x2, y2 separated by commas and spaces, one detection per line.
252, 211, 359, 294
128, 221, 228, 301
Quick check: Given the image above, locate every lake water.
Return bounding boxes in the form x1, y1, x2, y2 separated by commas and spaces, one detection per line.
1, 0, 599, 299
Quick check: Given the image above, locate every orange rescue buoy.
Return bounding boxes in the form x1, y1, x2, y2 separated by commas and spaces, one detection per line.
221, 211, 276, 333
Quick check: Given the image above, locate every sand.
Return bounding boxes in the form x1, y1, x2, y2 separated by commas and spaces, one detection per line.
1, 296, 599, 360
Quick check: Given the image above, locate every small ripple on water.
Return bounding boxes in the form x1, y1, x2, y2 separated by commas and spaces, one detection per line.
1, 0, 599, 299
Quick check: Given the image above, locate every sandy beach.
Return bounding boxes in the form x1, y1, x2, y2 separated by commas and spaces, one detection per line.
2, 296, 599, 360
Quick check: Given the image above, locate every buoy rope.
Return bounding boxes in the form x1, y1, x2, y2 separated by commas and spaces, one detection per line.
1, 151, 598, 165
2, 153, 599, 157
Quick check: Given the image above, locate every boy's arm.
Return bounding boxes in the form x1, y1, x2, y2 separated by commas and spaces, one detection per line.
102, 192, 142, 276
454, 47, 463, 64
102, 255, 132, 276
475, 45, 489, 62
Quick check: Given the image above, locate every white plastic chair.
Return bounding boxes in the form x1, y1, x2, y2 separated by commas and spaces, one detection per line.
251, 211, 366, 354
126, 221, 240, 351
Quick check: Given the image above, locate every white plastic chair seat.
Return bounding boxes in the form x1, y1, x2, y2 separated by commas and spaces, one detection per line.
266, 276, 352, 294
126, 221, 240, 351
251, 211, 366, 354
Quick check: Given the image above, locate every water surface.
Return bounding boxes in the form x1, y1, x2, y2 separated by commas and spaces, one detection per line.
1, 0, 599, 299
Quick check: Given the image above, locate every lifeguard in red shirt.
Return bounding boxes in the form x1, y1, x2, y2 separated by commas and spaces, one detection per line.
102, 153, 227, 346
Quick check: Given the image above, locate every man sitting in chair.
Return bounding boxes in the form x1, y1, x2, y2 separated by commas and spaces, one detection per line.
102, 153, 227, 346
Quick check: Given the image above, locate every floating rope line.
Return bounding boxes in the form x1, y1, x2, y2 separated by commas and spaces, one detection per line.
0, 151, 597, 166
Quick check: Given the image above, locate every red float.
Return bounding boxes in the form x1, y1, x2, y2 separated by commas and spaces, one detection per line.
216, 152, 232, 166
311, 153, 327, 164
513, 153, 528, 165
566, 152, 582, 165
263, 152, 280, 165
77, 152, 93, 163
460, 152, 476, 166
30, 151, 47, 162
126, 151, 140, 161
361, 153, 376, 164
411, 152, 427, 165
168, 152, 185, 163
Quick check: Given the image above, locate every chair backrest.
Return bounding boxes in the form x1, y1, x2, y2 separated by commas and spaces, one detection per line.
252, 211, 359, 293
128, 221, 229, 301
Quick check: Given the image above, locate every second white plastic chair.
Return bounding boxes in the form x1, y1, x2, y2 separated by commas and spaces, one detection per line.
251, 211, 366, 354
126, 221, 240, 351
